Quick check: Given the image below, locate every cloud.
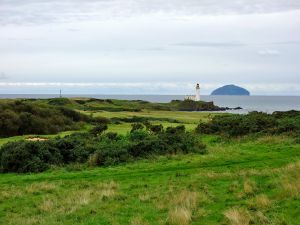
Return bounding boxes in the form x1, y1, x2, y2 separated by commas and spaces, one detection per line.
172, 41, 246, 48
1, 82, 300, 95
1, 0, 300, 25
271, 41, 300, 45
0, 72, 8, 80
258, 49, 280, 56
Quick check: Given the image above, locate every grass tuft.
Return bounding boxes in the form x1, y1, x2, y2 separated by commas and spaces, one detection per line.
172, 190, 198, 209
39, 198, 55, 212
167, 207, 192, 225
130, 217, 149, 225
26, 182, 57, 194
139, 192, 150, 202
252, 194, 271, 209
243, 180, 256, 196
224, 207, 251, 225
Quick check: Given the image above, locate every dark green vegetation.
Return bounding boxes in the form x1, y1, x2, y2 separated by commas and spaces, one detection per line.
0, 98, 299, 225
0, 99, 90, 137
38, 97, 226, 112
211, 84, 250, 96
0, 125, 205, 173
196, 110, 300, 137
0, 98, 232, 138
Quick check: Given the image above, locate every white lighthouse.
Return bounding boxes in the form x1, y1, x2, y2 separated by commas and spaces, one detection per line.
184, 83, 201, 101
195, 83, 200, 101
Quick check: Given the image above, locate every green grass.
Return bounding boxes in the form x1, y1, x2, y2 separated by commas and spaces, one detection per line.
0, 100, 299, 224
0, 135, 299, 225
90, 110, 217, 124
107, 122, 197, 135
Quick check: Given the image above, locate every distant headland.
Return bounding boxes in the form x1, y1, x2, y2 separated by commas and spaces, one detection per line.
211, 84, 250, 96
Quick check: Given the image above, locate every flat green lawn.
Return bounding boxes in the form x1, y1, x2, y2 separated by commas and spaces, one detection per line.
89, 110, 218, 124
108, 122, 197, 135
1, 135, 299, 225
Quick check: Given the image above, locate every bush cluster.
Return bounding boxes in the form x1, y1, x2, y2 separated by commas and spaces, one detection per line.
0, 125, 206, 173
196, 111, 300, 137
0, 100, 90, 137
111, 116, 179, 124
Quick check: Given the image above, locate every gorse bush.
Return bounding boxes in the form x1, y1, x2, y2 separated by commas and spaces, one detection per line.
0, 141, 61, 173
196, 111, 300, 137
0, 133, 94, 173
0, 100, 90, 137
0, 125, 206, 173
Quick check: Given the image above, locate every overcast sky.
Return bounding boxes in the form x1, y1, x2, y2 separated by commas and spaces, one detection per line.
0, 0, 300, 95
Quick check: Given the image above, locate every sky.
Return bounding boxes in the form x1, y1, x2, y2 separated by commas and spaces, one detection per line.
0, 0, 300, 95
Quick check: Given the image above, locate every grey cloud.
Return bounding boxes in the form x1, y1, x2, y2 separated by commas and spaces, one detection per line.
172, 42, 246, 48
138, 47, 165, 51
258, 49, 280, 56
270, 41, 300, 45
67, 28, 81, 32
0, 72, 8, 80
1, 82, 300, 95
1, 0, 300, 25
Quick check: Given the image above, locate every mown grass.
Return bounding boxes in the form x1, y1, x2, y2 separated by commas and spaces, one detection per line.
90, 110, 217, 124
0, 135, 299, 225
107, 122, 197, 135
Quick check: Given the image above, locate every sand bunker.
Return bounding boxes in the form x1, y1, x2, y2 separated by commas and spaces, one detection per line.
26, 137, 48, 141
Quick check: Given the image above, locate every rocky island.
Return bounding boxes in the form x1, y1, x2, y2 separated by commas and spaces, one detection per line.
211, 84, 250, 96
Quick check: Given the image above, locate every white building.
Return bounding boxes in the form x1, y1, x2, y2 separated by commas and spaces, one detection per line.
184, 83, 200, 101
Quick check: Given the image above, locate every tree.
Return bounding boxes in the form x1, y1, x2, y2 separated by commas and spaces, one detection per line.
131, 123, 144, 133
90, 124, 108, 136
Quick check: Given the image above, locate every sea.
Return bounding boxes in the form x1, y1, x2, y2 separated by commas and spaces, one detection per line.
1, 94, 300, 113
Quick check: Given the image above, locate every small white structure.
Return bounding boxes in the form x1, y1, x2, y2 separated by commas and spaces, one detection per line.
184, 83, 201, 101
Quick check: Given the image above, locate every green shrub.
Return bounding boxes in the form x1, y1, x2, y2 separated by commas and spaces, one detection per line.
90, 124, 108, 136
196, 111, 299, 137
0, 125, 207, 173
131, 123, 144, 133
147, 124, 163, 134
0, 141, 62, 173
0, 110, 20, 137
0, 100, 91, 137
48, 98, 72, 106
94, 137, 131, 166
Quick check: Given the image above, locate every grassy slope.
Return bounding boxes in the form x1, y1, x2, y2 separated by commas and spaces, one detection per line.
0, 135, 299, 225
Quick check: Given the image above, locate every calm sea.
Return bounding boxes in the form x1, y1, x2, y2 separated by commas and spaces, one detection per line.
1, 94, 300, 113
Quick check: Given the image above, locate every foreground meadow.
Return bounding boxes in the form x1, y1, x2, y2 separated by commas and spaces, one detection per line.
0, 135, 299, 225
0, 98, 299, 225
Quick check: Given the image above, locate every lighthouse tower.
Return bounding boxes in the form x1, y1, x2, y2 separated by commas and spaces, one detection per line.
195, 83, 200, 101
